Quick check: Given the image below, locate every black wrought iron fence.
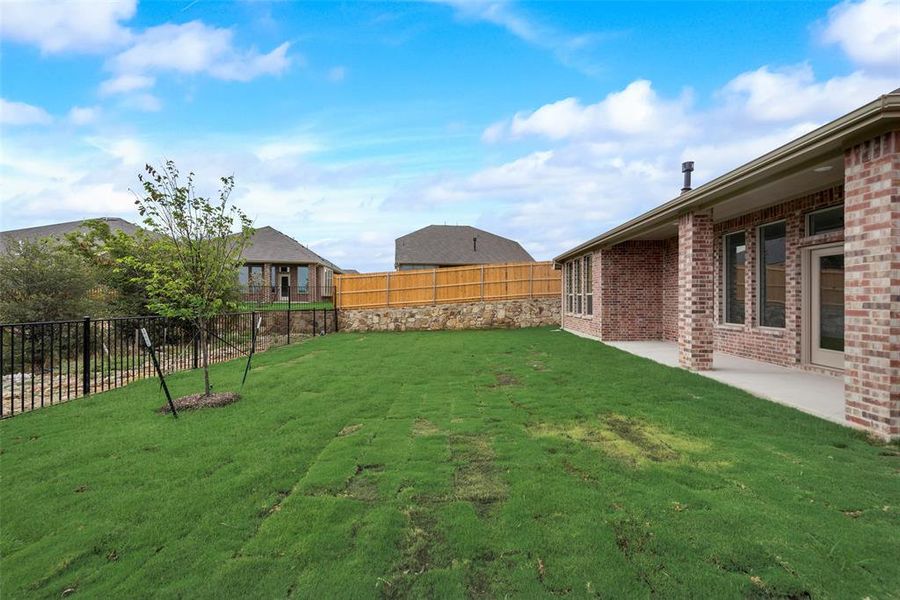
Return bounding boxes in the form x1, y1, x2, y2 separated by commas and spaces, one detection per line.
239, 285, 335, 310
0, 307, 338, 418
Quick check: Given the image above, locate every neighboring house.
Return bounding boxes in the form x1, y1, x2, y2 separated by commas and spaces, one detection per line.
554, 89, 900, 440
395, 225, 534, 270
0, 217, 139, 252
239, 226, 343, 303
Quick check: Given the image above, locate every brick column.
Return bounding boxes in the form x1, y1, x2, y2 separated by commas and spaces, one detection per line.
262, 263, 272, 302
677, 211, 714, 370
309, 265, 319, 302
843, 131, 900, 440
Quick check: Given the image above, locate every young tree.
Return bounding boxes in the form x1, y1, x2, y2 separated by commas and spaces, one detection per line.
0, 238, 99, 323
124, 161, 253, 397
66, 220, 152, 315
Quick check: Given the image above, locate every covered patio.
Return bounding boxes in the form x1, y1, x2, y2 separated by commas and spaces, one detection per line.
606, 341, 848, 426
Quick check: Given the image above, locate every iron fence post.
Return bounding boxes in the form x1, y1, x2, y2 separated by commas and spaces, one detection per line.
82, 316, 91, 396
333, 307, 339, 333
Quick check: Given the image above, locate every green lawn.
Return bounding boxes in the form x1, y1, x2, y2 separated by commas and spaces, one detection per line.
237, 300, 334, 312
1, 328, 897, 599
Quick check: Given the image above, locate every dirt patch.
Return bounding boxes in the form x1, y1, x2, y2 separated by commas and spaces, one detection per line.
158, 392, 240, 414
450, 434, 507, 516
340, 464, 384, 502
412, 418, 440, 437
380, 507, 445, 599
528, 414, 704, 467
338, 423, 363, 436
491, 372, 519, 387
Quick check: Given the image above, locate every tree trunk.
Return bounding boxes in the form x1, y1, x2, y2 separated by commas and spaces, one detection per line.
200, 317, 211, 396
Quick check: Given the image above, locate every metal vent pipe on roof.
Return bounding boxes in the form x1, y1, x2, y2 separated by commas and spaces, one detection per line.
681, 161, 694, 194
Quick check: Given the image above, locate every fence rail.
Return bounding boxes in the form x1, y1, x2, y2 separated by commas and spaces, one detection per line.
335, 261, 560, 310
0, 307, 338, 418
239, 284, 335, 310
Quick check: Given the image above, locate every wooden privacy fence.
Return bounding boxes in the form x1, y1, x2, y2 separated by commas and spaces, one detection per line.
335, 261, 561, 309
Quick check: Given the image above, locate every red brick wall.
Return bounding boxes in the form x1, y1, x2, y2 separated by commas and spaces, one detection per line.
661, 237, 679, 342
712, 185, 844, 367
843, 131, 899, 439
678, 211, 714, 370
562, 241, 673, 341
600, 241, 668, 340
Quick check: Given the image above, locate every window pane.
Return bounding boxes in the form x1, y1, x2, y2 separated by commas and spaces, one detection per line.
584, 256, 592, 294
249, 265, 263, 286
819, 254, 844, 351
724, 232, 746, 324
297, 266, 309, 293
238, 266, 249, 285
759, 222, 786, 327
574, 260, 582, 313
808, 206, 843, 236
584, 255, 593, 316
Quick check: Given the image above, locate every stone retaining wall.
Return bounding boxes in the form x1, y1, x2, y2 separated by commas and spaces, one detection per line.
338, 298, 560, 332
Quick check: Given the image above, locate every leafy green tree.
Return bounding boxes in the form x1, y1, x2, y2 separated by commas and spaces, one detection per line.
66, 220, 152, 315
0, 238, 99, 323
124, 161, 253, 397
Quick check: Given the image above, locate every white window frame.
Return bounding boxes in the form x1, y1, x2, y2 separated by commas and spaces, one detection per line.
583, 255, 593, 316
757, 220, 786, 329
565, 261, 574, 313
574, 258, 582, 314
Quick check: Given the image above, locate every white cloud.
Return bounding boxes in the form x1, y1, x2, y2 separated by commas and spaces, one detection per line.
86, 136, 149, 166
0, 98, 53, 126
99, 74, 156, 96
822, 0, 900, 71
485, 80, 694, 143
432, 0, 614, 74
720, 64, 896, 122
0, 0, 136, 54
254, 140, 322, 161
67, 106, 100, 126
328, 66, 347, 82
107, 21, 291, 82
119, 93, 163, 112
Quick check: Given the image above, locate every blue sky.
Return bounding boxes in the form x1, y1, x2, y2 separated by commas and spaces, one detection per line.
1, 1, 897, 271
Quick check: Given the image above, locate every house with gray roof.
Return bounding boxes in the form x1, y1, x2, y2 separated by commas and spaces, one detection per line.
395, 225, 534, 270
240, 226, 343, 303
0, 217, 139, 252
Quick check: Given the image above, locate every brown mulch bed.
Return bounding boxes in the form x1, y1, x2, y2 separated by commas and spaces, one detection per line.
158, 392, 241, 414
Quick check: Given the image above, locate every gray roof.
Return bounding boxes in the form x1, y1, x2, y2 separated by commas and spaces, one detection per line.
243, 226, 343, 273
0, 217, 140, 251
395, 225, 534, 267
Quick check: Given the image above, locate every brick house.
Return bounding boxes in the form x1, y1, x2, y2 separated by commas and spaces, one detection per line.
554, 89, 900, 440
239, 226, 343, 303
395, 225, 534, 270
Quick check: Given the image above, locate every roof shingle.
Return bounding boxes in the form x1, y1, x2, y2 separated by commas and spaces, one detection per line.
395, 225, 533, 267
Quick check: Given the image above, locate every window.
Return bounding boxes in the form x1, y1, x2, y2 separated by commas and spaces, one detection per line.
758, 221, 786, 328
297, 266, 309, 293
806, 205, 843, 236
574, 259, 582, 313
565, 261, 574, 313
723, 232, 746, 324
239, 265, 262, 288
583, 255, 593, 315
248, 265, 263, 286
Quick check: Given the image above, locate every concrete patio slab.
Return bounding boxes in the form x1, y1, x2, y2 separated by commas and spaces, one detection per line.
603, 340, 850, 427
